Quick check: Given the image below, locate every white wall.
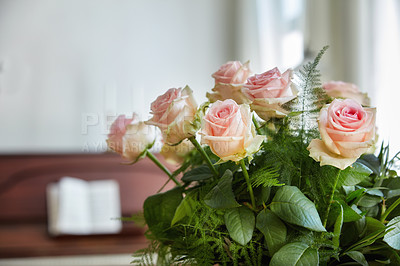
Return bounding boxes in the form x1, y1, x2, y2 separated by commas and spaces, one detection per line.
0, 0, 238, 153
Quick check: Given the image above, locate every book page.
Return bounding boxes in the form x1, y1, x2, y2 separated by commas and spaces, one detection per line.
88, 179, 122, 234
57, 177, 92, 235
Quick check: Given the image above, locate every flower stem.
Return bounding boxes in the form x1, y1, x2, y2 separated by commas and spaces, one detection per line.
323, 169, 341, 228
380, 196, 400, 223
189, 136, 219, 177
146, 151, 181, 187
252, 115, 262, 135
240, 159, 256, 209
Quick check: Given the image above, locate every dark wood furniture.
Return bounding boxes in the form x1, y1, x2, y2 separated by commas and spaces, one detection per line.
0, 153, 175, 258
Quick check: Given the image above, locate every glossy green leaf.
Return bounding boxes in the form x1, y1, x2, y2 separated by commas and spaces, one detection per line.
358, 154, 380, 175
181, 165, 213, 182
358, 195, 382, 208
345, 188, 366, 204
340, 162, 373, 186
332, 199, 362, 223
224, 206, 255, 245
383, 216, 400, 250
171, 191, 198, 226
256, 186, 271, 205
270, 186, 326, 232
362, 217, 385, 237
256, 210, 286, 255
346, 251, 368, 266
270, 242, 319, 266
204, 170, 240, 209
143, 187, 183, 238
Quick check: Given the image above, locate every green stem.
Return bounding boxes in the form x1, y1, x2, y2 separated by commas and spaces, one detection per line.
146, 152, 181, 187
323, 169, 341, 228
252, 115, 262, 135
189, 136, 219, 177
240, 159, 256, 209
381, 196, 400, 222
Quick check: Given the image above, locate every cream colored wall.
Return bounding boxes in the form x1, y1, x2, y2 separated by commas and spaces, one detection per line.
0, 0, 238, 153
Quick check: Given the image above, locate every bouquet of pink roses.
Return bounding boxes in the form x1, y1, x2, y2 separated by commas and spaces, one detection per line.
108, 47, 400, 265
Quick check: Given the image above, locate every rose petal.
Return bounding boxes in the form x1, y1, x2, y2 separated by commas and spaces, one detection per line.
307, 139, 357, 170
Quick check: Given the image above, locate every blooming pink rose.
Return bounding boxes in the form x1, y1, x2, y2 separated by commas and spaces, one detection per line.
212, 61, 250, 85
243, 67, 298, 121
201, 99, 265, 162
323, 81, 370, 106
308, 99, 376, 169
146, 86, 198, 145
107, 114, 155, 162
207, 61, 251, 104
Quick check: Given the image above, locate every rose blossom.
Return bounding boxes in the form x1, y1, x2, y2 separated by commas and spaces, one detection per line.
243, 67, 298, 121
207, 61, 251, 104
107, 114, 155, 162
323, 81, 370, 106
307, 99, 376, 170
200, 99, 265, 162
146, 86, 198, 145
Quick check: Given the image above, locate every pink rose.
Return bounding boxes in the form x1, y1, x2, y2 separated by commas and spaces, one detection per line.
243, 67, 298, 121
207, 61, 251, 104
212, 61, 250, 85
107, 114, 155, 162
307, 99, 376, 169
200, 99, 265, 162
323, 81, 370, 106
146, 86, 198, 145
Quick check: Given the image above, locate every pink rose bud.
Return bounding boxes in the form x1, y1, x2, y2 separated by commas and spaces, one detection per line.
323, 81, 371, 106
107, 114, 155, 162
200, 99, 265, 162
207, 61, 251, 104
146, 86, 198, 145
243, 67, 298, 121
308, 99, 376, 169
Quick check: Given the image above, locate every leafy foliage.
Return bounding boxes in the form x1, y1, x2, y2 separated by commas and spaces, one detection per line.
133, 48, 400, 265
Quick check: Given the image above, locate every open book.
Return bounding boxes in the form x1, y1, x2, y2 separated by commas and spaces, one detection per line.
47, 177, 122, 236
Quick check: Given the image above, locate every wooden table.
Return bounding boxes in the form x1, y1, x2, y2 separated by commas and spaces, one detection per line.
0, 153, 175, 258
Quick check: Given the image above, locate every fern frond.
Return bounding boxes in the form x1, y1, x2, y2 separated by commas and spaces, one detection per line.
250, 165, 283, 188
285, 46, 330, 143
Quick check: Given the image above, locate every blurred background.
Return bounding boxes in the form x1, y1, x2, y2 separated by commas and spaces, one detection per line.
0, 0, 399, 155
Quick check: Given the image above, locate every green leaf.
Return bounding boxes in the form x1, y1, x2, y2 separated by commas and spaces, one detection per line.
256, 186, 271, 206
333, 203, 343, 247
383, 216, 400, 250
341, 201, 363, 222
224, 206, 255, 245
358, 194, 382, 208
204, 170, 240, 209
256, 210, 286, 255
363, 217, 385, 236
345, 251, 368, 266
270, 242, 319, 266
345, 188, 366, 204
346, 224, 388, 252
181, 165, 213, 182
171, 191, 198, 226
143, 187, 183, 238
387, 189, 400, 199
358, 154, 380, 175
270, 186, 326, 232
339, 162, 373, 186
